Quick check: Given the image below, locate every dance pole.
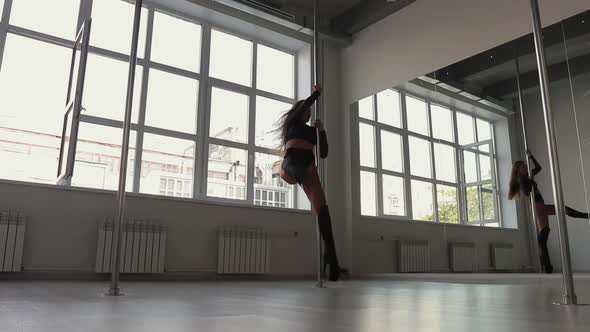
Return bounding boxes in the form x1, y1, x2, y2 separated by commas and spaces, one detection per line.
514, 53, 541, 273
108, 0, 143, 296
313, 0, 325, 288
529, 0, 577, 305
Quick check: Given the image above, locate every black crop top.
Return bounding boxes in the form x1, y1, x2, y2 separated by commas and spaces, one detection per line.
284, 90, 328, 159
516, 155, 543, 202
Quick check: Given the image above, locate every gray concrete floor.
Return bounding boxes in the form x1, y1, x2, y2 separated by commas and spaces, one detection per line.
1, 274, 590, 331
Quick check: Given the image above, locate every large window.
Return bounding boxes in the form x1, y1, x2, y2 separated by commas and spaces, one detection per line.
0, 0, 303, 210
357, 88, 500, 227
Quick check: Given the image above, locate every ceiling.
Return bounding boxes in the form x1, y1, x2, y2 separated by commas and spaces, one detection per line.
271, 0, 362, 18
432, 9, 590, 100
228, 0, 417, 35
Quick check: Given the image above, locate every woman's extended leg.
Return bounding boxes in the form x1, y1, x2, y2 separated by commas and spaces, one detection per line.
301, 164, 341, 281
544, 204, 589, 219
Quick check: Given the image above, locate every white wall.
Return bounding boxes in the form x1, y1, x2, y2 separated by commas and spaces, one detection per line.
521, 74, 590, 272
341, 0, 590, 105
0, 180, 319, 275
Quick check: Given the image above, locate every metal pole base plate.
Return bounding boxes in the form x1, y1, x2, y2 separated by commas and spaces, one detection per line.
106, 287, 124, 297
552, 302, 587, 306
315, 282, 327, 289
552, 294, 584, 306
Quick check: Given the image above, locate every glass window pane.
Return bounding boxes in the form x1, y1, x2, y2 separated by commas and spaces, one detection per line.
140, 134, 195, 197
359, 123, 376, 168
210, 30, 253, 86
145, 69, 199, 134
151, 11, 201, 72
463, 151, 478, 183
256, 97, 291, 149
358, 96, 374, 120
91, 0, 148, 55
377, 89, 401, 127
431, 104, 454, 142
383, 175, 405, 216
360, 171, 377, 216
485, 222, 500, 228
381, 130, 403, 173
482, 185, 495, 220
480, 154, 492, 181
0, 0, 4, 18
477, 119, 491, 142
434, 143, 456, 183
0, 35, 70, 184
207, 145, 248, 200
10, 0, 79, 39
209, 87, 249, 143
254, 153, 293, 208
406, 95, 429, 136
83, 54, 143, 122
437, 185, 458, 224
411, 180, 433, 221
72, 123, 135, 192
409, 136, 431, 178
256, 44, 294, 98
466, 186, 480, 222
457, 112, 475, 145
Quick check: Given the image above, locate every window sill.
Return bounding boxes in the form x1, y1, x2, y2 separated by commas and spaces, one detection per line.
358, 214, 519, 231
0, 178, 313, 216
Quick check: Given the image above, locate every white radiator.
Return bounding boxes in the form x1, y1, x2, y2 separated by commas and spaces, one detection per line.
397, 240, 430, 273
449, 242, 478, 272
217, 227, 270, 275
491, 243, 514, 271
96, 219, 167, 274
0, 211, 26, 272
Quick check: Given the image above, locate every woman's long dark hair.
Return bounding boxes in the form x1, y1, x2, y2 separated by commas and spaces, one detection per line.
509, 160, 528, 200
276, 100, 306, 148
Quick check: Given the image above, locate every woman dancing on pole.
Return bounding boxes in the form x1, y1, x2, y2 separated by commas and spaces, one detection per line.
277, 85, 342, 281
509, 150, 589, 274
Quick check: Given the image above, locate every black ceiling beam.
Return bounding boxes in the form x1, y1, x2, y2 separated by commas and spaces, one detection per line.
439, 10, 590, 83
330, 0, 416, 35
483, 52, 590, 97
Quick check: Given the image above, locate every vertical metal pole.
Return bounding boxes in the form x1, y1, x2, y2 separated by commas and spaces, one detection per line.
108, 0, 143, 296
514, 53, 541, 273
529, 0, 577, 305
561, 22, 590, 227
313, 0, 325, 288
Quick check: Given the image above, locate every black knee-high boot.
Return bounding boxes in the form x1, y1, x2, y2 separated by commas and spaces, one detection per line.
566, 206, 589, 219
317, 205, 340, 281
538, 227, 553, 274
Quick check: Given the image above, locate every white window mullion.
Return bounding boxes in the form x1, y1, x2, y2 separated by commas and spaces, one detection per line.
491, 124, 502, 226
0, 0, 11, 71
133, 7, 154, 193
77, 0, 93, 31
400, 91, 412, 218
453, 109, 467, 224
246, 42, 257, 204
426, 102, 439, 223
196, 23, 212, 199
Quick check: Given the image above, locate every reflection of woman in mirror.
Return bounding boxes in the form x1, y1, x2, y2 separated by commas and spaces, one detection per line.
276, 85, 342, 281
509, 150, 588, 274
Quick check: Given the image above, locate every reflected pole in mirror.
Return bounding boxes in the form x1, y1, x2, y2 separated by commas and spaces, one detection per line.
313, 0, 326, 289
108, 0, 143, 297
514, 47, 541, 273
561, 22, 590, 228
529, 0, 577, 305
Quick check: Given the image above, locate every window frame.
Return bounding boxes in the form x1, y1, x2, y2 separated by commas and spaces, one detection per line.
0, 0, 304, 211
356, 88, 502, 227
